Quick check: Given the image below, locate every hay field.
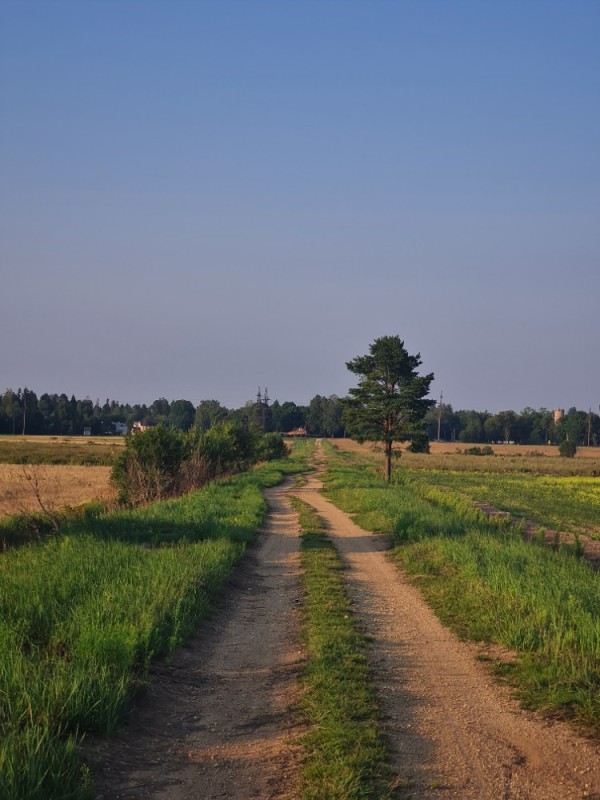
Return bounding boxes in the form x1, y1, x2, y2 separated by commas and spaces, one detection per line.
0, 435, 125, 465
330, 438, 600, 476
0, 464, 113, 518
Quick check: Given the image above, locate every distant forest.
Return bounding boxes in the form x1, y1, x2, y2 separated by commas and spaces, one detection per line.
1, 388, 599, 447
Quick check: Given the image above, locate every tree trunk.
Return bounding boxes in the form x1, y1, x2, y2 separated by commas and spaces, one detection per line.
384, 441, 392, 482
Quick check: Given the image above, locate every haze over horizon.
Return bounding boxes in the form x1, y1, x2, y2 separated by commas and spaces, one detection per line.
1, 1, 599, 415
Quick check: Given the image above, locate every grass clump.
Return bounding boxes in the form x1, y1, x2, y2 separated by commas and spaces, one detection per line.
292, 497, 393, 799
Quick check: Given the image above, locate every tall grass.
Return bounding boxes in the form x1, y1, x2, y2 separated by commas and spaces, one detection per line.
321, 445, 600, 733
0, 444, 311, 800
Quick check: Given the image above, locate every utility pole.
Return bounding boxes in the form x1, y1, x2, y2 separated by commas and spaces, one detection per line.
263, 387, 269, 431
437, 390, 443, 442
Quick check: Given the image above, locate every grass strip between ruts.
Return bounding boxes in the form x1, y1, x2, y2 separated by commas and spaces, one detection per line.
291, 496, 397, 800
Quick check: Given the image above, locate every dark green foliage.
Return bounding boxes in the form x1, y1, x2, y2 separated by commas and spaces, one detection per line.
110, 425, 187, 505
194, 399, 229, 431
559, 439, 577, 458
257, 432, 289, 461
111, 421, 290, 507
343, 336, 434, 480
168, 399, 196, 431
463, 445, 494, 456
407, 430, 430, 453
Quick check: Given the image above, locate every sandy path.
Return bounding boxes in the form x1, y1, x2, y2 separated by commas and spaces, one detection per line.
292, 455, 600, 800
89, 482, 304, 800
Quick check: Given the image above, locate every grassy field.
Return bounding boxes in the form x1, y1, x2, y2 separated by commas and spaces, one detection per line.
332, 438, 600, 477
402, 470, 600, 539
0, 443, 311, 800
292, 496, 392, 799
321, 443, 600, 735
331, 439, 600, 539
0, 435, 125, 466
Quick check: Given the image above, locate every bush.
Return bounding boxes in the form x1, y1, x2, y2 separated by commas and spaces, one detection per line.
407, 432, 430, 453
110, 425, 187, 505
111, 422, 289, 508
559, 439, 577, 458
463, 445, 494, 456
257, 433, 289, 461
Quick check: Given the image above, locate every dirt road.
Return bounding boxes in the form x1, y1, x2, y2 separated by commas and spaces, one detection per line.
89, 482, 304, 799
90, 457, 600, 799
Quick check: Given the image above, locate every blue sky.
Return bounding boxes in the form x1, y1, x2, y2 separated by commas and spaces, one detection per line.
1, 0, 598, 412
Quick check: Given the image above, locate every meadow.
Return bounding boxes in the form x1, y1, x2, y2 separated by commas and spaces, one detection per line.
0, 435, 124, 466
0, 443, 310, 800
331, 440, 600, 538
321, 443, 600, 734
335, 438, 600, 475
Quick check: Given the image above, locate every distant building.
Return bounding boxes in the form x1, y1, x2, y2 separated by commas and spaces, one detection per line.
132, 421, 152, 433
553, 408, 565, 423
83, 427, 92, 436
113, 422, 128, 435
286, 427, 307, 437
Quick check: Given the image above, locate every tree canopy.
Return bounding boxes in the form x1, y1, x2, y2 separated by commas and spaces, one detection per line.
342, 336, 434, 481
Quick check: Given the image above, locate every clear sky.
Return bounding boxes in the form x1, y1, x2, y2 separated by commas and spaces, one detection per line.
1, 0, 598, 413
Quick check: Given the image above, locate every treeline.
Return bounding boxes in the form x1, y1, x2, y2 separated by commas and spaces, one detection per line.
0, 388, 344, 438
2, 387, 599, 446
426, 404, 600, 447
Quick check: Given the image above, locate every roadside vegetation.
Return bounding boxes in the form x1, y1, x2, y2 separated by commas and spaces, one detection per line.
321, 444, 600, 735
0, 442, 310, 800
292, 496, 394, 799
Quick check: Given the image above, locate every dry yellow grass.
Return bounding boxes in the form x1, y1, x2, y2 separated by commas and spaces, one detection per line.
0, 464, 113, 518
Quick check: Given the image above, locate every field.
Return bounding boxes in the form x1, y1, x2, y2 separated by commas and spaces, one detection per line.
333, 438, 600, 476
321, 442, 600, 733
0, 464, 112, 519
0, 435, 125, 466
329, 439, 600, 546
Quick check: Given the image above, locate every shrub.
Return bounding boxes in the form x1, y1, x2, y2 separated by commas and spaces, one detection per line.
463, 445, 494, 456
257, 433, 289, 461
559, 440, 577, 458
407, 432, 430, 453
110, 425, 187, 505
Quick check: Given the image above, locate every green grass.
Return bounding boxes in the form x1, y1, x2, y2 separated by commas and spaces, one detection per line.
292, 497, 394, 800
400, 469, 600, 539
0, 443, 311, 800
321, 445, 600, 735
